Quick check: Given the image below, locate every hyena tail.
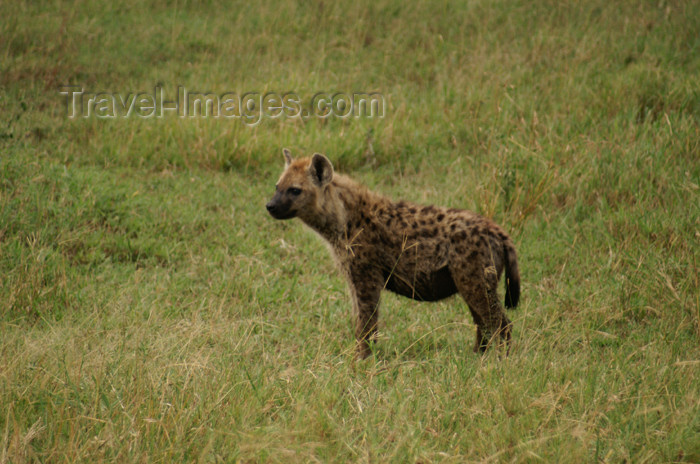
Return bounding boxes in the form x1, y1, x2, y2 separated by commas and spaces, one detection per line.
503, 239, 520, 309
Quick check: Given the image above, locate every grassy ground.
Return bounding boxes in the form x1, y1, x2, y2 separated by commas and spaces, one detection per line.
1, 0, 699, 462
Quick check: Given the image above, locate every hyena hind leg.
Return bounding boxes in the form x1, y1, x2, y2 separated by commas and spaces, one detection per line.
451, 263, 511, 353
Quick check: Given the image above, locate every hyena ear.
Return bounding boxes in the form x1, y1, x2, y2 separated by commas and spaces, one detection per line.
282, 148, 293, 167
309, 153, 333, 187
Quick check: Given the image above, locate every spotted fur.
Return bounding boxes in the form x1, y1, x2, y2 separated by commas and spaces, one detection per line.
267, 149, 520, 358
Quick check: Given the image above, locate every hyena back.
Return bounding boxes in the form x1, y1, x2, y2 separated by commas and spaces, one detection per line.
266, 149, 520, 359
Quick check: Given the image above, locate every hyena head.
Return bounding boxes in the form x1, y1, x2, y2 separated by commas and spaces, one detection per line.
266, 148, 334, 221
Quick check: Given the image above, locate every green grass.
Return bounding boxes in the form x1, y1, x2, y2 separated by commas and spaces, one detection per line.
1, 0, 699, 462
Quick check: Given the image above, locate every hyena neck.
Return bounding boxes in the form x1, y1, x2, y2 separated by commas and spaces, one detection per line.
300, 174, 385, 245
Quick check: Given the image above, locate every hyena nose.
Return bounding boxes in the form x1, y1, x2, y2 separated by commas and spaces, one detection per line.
266, 202, 277, 213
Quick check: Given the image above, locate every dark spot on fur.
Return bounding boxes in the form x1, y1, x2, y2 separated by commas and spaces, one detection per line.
437, 214, 445, 222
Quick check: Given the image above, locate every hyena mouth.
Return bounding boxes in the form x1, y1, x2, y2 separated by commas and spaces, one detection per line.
266, 202, 296, 220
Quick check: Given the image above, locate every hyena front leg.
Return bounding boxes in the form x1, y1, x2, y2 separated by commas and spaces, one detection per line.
449, 258, 511, 353
347, 268, 382, 359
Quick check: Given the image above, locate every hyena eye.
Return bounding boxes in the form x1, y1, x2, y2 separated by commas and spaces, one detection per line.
287, 187, 302, 196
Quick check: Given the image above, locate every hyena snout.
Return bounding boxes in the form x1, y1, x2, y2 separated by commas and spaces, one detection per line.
266, 195, 296, 220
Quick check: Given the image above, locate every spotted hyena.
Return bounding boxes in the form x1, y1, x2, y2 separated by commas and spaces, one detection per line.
266, 149, 520, 359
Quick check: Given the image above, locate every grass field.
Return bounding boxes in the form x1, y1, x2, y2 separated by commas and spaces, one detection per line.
1, 0, 699, 462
